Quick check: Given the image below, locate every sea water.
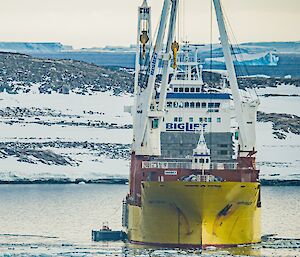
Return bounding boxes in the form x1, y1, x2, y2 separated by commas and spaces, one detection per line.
0, 184, 299, 256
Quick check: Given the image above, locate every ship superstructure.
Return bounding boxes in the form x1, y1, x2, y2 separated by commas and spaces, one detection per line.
123, 0, 261, 248
160, 47, 234, 162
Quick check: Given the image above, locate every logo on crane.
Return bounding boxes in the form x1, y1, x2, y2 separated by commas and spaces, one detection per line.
150, 53, 158, 75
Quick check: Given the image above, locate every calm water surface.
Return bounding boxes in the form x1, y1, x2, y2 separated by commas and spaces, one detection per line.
0, 184, 299, 256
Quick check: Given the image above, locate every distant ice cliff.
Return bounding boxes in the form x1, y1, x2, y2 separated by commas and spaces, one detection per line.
0, 42, 73, 53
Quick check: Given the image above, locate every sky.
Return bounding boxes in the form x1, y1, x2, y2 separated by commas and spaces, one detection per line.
0, 0, 299, 49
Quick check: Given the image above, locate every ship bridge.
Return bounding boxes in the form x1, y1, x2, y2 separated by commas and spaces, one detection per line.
155, 48, 235, 162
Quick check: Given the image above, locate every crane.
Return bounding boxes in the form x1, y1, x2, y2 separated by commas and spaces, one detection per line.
132, 0, 259, 158
213, 0, 260, 156
132, 0, 179, 156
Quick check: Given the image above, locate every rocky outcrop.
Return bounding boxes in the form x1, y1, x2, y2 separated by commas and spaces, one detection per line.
202, 71, 300, 89
0, 146, 77, 166
237, 77, 300, 89
1, 52, 300, 97
0, 107, 75, 118
0, 141, 131, 166
257, 112, 300, 139
0, 107, 132, 129
0, 52, 134, 95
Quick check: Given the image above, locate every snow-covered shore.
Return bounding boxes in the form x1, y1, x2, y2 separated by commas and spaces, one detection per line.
0, 91, 133, 182
0, 83, 299, 183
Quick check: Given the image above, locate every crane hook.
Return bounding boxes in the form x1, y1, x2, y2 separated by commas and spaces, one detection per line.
171, 41, 179, 69
140, 31, 149, 58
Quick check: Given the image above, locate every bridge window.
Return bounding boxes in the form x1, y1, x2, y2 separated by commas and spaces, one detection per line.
173, 102, 178, 108
185, 88, 189, 92
190, 102, 195, 108
202, 102, 206, 108
196, 102, 201, 108
178, 102, 183, 108
174, 87, 178, 92
195, 158, 198, 163
179, 87, 184, 92
167, 101, 172, 108
196, 88, 200, 92
191, 88, 195, 93
184, 102, 189, 108
174, 117, 183, 122
206, 158, 209, 163
200, 158, 204, 163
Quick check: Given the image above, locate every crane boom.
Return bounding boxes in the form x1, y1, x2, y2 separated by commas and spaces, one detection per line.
133, 0, 179, 156
158, 0, 179, 111
213, 0, 259, 154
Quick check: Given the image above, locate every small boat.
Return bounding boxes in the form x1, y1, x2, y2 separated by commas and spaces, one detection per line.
92, 222, 126, 242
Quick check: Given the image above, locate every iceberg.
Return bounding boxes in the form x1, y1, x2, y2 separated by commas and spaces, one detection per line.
205, 51, 279, 66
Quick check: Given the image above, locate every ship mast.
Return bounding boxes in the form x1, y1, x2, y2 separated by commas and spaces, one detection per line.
213, 0, 259, 156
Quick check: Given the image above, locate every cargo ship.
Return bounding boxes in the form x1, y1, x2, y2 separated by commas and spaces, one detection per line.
123, 0, 261, 248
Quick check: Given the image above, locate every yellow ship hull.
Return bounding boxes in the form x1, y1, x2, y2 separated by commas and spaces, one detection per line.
127, 181, 261, 248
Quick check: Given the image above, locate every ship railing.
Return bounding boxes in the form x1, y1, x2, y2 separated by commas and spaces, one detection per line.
142, 161, 239, 170
142, 161, 192, 169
